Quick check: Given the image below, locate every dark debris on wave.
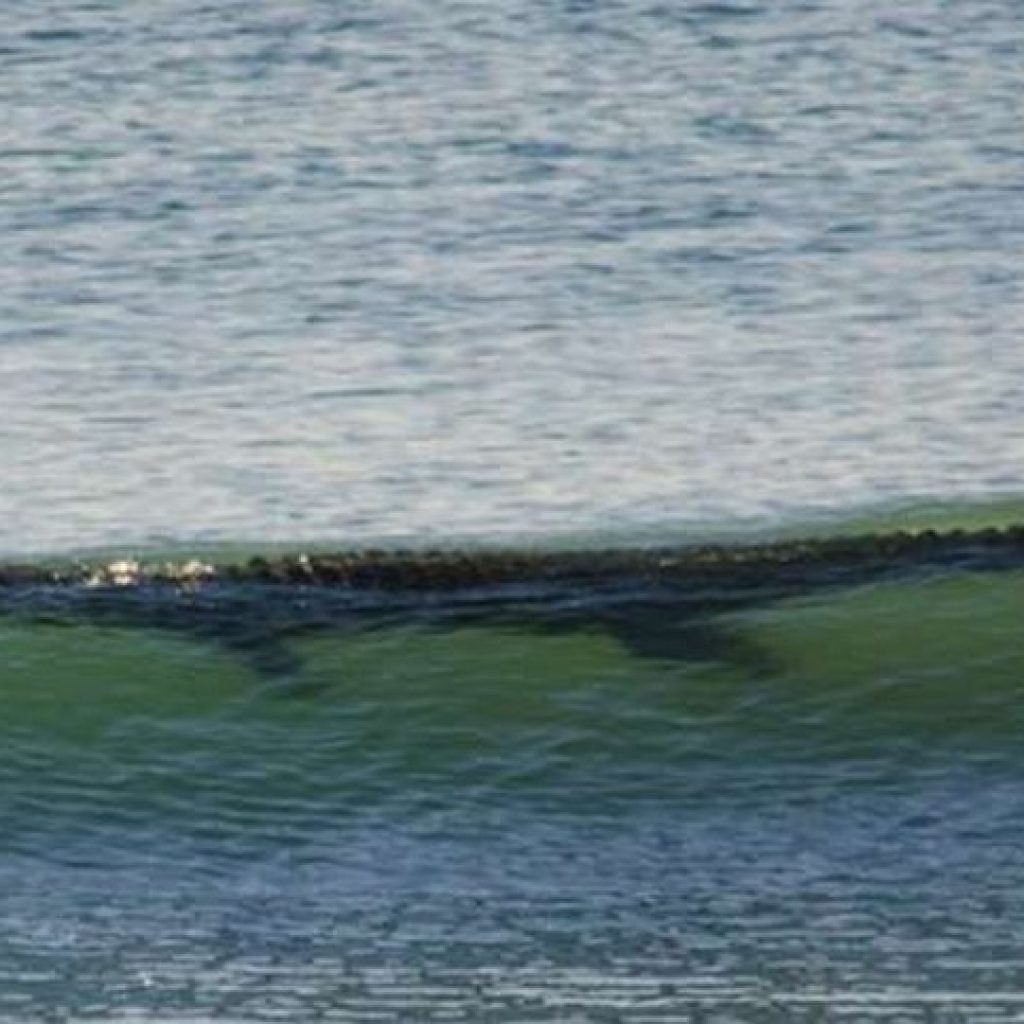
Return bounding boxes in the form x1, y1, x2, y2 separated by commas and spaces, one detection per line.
0, 526, 1021, 679
2, 525, 1023, 594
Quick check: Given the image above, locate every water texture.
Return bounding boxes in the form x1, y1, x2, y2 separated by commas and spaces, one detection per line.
3, 0, 1024, 1019
1, 0, 1023, 552
2, 564, 1024, 1019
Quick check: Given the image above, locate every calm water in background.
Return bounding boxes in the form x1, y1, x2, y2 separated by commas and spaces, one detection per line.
2, 0, 1023, 554
3, 2, 1024, 1020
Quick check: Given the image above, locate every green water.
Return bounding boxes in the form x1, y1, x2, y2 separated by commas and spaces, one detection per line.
5, 0, 1024, 1011
3, 554, 1024, 1019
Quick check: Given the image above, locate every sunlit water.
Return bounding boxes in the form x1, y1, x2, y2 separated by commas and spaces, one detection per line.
3, 0, 1024, 1019
2, 0, 1023, 554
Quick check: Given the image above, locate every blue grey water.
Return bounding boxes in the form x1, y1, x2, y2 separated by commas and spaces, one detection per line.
2, 0, 1023, 555
3, 1, 1024, 1021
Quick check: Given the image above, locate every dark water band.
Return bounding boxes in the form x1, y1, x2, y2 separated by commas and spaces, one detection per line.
3, 525, 1023, 593
2, 525, 1021, 678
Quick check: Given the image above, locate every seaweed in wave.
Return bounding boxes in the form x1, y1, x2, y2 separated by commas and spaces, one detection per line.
1, 525, 1022, 681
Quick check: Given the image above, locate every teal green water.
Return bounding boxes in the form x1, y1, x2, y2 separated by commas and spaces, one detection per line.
4, 0, 1024, 1014
3, 534, 1024, 1019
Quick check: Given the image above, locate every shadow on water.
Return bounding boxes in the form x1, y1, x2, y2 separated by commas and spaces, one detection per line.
3, 564, 1024, 1022
2, 567, 1023, 842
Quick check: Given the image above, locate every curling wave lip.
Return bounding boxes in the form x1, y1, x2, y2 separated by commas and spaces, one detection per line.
1, 524, 1022, 592
0, 526, 1022, 682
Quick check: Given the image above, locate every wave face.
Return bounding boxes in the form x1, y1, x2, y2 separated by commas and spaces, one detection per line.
2, 523, 1022, 679
4, 522, 1024, 1019
5, 0, 1024, 1010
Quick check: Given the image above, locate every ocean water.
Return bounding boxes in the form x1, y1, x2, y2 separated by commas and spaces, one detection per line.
2, 0, 1024, 553
3, 0, 1024, 1020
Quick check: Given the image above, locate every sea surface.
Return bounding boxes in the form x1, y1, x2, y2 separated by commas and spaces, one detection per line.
2, 0, 1024, 1020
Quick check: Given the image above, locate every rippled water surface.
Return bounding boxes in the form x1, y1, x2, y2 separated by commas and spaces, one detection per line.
2, 0, 1023, 553
3, 0, 1024, 1020
4, 570, 1024, 1020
